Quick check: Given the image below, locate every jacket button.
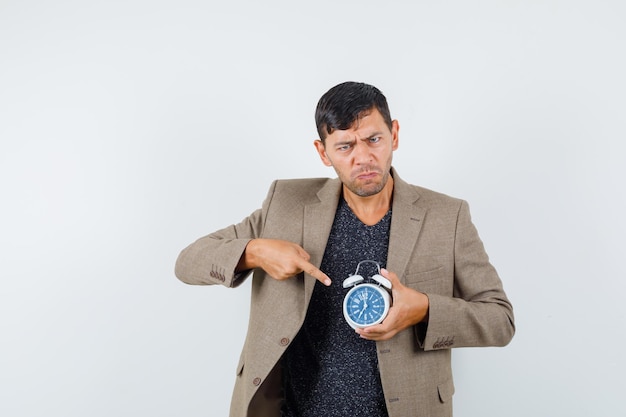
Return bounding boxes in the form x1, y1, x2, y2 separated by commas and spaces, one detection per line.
253, 377, 262, 386
280, 337, 290, 346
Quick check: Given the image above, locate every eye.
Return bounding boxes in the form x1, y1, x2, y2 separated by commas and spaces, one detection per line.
336, 143, 352, 152
369, 136, 382, 144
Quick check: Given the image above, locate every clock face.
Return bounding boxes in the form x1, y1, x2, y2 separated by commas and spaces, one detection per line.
343, 283, 391, 329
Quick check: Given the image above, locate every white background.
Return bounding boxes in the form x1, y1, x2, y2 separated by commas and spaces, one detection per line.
1, 1, 624, 416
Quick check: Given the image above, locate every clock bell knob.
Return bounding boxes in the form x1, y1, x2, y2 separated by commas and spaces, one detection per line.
371, 274, 392, 290
342, 275, 364, 288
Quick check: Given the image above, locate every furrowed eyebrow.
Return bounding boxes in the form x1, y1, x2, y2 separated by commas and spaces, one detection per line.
362, 131, 383, 140
332, 131, 383, 147
334, 139, 355, 147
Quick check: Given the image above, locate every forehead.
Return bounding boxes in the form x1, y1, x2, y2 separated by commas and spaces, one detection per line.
325, 109, 390, 142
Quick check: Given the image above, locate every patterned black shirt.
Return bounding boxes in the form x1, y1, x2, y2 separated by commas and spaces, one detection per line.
281, 198, 391, 417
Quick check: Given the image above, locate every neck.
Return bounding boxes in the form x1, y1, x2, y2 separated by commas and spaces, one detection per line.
343, 176, 394, 226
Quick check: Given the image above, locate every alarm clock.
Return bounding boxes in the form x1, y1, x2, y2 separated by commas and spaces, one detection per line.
342, 260, 392, 329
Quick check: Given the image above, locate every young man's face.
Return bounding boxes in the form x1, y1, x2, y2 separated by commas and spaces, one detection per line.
314, 108, 399, 198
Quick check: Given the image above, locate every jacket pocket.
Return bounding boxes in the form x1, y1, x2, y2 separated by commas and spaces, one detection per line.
404, 266, 444, 284
437, 378, 455, 403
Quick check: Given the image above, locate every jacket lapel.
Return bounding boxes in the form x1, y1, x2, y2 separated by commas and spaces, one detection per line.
303, 178, 342, 303
387, 169, 425, 283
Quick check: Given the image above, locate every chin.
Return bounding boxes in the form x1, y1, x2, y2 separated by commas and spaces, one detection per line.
353, 183, 385, 197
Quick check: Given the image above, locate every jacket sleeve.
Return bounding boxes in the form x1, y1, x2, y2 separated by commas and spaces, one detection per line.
174, 181, 277, 288
419, 200, 515, 350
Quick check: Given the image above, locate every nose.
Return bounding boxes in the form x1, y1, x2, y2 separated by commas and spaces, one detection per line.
353, 140, 372, 164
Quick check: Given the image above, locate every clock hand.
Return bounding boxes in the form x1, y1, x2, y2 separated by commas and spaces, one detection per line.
357, 301, 366, 318
359, 300, 369, 318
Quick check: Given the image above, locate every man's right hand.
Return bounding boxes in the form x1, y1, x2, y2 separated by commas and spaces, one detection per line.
236, 238, 331, 286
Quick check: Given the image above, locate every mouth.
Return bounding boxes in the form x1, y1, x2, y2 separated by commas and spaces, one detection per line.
355, 170, 380, 181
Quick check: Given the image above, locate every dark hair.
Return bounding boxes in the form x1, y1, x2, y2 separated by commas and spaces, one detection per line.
315, 81, 392, 141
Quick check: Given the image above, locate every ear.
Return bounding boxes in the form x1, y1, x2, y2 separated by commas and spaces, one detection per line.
391, 120, 399, 151
314, 139, 333, 167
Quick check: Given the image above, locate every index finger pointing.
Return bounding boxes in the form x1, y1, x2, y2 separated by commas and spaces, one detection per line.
300, 259, 331, 286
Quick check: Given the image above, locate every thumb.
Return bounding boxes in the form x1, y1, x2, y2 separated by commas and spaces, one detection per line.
380, 268, 400, 287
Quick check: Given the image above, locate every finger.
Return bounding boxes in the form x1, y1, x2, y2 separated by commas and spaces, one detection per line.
381, 269, 403, 295
295, 245, 311, 262
298, 259, 331, 286
358, 325, 383, 336
380, 268, 400, 285
357, 325, 394, 341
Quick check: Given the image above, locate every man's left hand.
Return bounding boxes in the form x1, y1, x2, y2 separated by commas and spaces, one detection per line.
355, 268, 429, 341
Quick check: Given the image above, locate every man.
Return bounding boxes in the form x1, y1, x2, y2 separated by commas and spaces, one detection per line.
175, 81, 515, 417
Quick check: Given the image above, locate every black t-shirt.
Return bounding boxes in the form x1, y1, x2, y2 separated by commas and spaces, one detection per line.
281, 198, 391, 417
